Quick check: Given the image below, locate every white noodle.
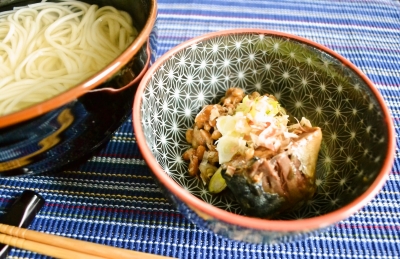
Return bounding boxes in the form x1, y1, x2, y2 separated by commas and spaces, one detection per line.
0, 0, 137, 116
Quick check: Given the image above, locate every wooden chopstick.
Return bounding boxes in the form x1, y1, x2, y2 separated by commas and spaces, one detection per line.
0, 223, 173, 259
0, 232, 104, 259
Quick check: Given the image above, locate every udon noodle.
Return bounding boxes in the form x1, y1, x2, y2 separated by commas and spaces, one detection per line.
0, 0, 137, 116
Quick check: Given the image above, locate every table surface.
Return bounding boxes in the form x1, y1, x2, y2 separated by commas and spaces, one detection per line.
1, 0, 400, 258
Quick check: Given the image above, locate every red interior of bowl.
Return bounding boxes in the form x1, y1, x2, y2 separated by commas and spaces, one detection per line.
0, 0, 157, 128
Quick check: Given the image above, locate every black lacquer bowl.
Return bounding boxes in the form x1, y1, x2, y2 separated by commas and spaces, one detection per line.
0, 0, 157, 176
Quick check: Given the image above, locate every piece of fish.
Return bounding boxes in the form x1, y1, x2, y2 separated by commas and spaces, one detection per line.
221, 127, 322, 218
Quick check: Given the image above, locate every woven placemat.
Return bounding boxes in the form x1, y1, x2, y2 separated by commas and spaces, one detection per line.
1, 0, 399, 258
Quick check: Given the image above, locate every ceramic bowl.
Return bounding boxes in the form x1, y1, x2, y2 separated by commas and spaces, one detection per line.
0, 0, 157, 176
133, 29, 395, 243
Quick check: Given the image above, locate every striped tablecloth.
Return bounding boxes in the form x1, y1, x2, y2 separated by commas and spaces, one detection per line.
1, 0, 399, 258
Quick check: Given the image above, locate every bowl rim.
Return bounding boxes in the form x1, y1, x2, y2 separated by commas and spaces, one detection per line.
0, 0, 157, 128
133, 28, 395, 232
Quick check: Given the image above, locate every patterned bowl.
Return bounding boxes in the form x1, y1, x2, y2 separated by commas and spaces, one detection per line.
132, 29, 395, 243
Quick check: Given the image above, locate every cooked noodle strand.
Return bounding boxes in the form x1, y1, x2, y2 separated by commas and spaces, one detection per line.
0, 0, 137, 116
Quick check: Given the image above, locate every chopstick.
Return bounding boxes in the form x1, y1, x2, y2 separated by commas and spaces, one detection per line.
0, 223, 174, 259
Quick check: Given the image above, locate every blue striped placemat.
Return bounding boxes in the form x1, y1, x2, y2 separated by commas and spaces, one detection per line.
1, 0, 399, 258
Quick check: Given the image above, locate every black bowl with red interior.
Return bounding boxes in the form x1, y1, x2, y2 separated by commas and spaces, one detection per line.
0, 0, 157, 176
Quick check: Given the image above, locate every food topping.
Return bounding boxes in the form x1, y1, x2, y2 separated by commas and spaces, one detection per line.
182, 87, 322, 218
